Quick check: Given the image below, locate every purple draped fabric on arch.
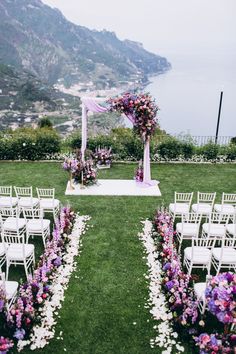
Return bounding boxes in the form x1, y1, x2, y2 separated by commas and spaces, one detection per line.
81, 97, 153, 187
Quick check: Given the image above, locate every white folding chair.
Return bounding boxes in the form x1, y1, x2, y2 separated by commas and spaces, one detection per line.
183, 235, 216, 275
0, 186, 18, 208
214, 193, 236, 215
0, 214, 6, 268
169, 192, 193, 221
0, 270, 18, 310
14, 186, 39, 212
211, 234, 236, 275
36, 188, 60, 222
22, 207, 50, 247
176, 212, 202, 252
191, 192, 216, 216
202, 212, 230, 241
0, 207, 35, 280
194, 275, 212, 315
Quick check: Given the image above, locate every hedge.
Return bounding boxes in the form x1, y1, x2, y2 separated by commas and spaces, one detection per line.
0, 128, 61, 160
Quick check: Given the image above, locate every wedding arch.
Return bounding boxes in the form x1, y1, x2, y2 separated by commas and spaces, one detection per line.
81, 92, 159, 187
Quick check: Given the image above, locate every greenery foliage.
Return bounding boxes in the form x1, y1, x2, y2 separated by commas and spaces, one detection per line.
201, 141, 219, 160
0, 128, 60, 160
38, 117, 53, 129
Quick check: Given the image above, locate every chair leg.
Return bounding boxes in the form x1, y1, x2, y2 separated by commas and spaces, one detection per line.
24, 260, 29, 279
6, 260, 10, 281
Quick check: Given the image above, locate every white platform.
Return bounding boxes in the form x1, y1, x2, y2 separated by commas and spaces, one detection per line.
65, 179, 161, 196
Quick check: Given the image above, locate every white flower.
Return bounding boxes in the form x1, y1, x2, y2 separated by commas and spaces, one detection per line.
138, 220, 182, 353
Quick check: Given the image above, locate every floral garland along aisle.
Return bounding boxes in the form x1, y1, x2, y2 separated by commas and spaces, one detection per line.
138, 220, 184, 353
0, 207, 90, 353
138, 212, 235, 354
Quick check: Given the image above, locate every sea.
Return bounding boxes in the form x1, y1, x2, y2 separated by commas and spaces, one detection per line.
146, 47, 236, 138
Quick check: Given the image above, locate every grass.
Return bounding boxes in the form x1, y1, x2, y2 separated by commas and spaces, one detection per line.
0, 162, 235, 354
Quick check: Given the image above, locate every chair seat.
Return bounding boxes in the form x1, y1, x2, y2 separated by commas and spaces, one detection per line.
226, 224, 236, 236
0, 197, 18, 207
0, 243, 5, 256
184, 247, 211, 263
3, 217, 26, 231
176, 223, 199, 236
214, 204, 235, 214
0, 280, 18, 300
27, 219, 50, 232
192, 203, 212, 214
202, 223, 226, 237
7, 244, 34, 260
212, 247, 236, 263
40, 199, 60, 209
194, 282, 206, 300
18, 197, 39, 208
169, 203, 189, 214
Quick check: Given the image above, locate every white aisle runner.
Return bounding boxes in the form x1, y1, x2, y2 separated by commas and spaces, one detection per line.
65, 179, 161, 196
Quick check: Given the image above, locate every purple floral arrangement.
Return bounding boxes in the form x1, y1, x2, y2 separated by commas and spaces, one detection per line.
205, 272, 236, 325
93, 147, 112, 166
153, 209, 236, 353
108, 92, 159, 142
63, 158, 97, 186
0, 206, 76, 352
135, 160, 143, 182
153, 210, 199, 326
194, 332, 236, 353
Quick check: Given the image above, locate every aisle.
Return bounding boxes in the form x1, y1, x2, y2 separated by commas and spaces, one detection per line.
49, 196, 160, 354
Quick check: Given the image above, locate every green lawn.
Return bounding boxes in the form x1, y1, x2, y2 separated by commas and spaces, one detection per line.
0, 162, 235, 354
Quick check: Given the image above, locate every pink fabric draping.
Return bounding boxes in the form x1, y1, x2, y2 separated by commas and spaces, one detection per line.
81, 96, 153, 187
81, 98, 109, 161
82, 97, 108, 113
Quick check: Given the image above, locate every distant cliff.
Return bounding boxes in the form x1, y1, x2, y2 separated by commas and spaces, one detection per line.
0, 0, 171, 89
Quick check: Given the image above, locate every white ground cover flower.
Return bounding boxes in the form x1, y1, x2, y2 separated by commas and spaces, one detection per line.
17, 215, 90, 352
138, 220, 184, 354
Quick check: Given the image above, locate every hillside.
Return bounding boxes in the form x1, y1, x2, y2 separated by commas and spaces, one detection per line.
0, 0, 171, 89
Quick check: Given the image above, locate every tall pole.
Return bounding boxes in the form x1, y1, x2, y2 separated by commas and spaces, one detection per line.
215, 91, 223, 144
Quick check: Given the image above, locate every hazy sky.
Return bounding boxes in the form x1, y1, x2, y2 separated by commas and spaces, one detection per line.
42, 0, 236, 57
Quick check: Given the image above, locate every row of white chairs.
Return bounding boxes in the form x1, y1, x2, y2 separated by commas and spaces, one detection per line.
176, 211, 236, 252
0, 206, 52, 280
169, 192, 236, 221
0, 186, 60, 221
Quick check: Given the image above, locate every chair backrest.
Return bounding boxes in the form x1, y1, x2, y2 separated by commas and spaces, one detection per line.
22, 206, 43, 219
193, 234, 216, 249
0, 186, 12, 198
222, 193, 236, 205
197, 192, 216, 205
36, 188, 55, 200
175, 192, 193, 205
182, 212, 202, 224
14, 186, 33, 198
0, 206, 17, 221
207, 212, 230, 224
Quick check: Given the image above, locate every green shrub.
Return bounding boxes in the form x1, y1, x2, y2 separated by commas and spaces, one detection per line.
181, 142, 194, 159
230, 137, 236, 145
158, 139, 183, 159
201, 142, 219, 160
226, 144, 236, 160
0, 128, 61, 160
38, 117, 53, 129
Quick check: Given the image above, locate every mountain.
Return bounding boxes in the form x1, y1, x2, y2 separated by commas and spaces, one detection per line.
0, 0, 171, 89
0, 63, 81, 112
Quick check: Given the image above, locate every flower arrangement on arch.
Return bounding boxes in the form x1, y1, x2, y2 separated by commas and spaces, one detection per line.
108, 92, 159, 142
92, 147, 112, 166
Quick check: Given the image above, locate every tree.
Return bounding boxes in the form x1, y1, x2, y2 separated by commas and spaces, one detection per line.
38, 117, 53, 129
